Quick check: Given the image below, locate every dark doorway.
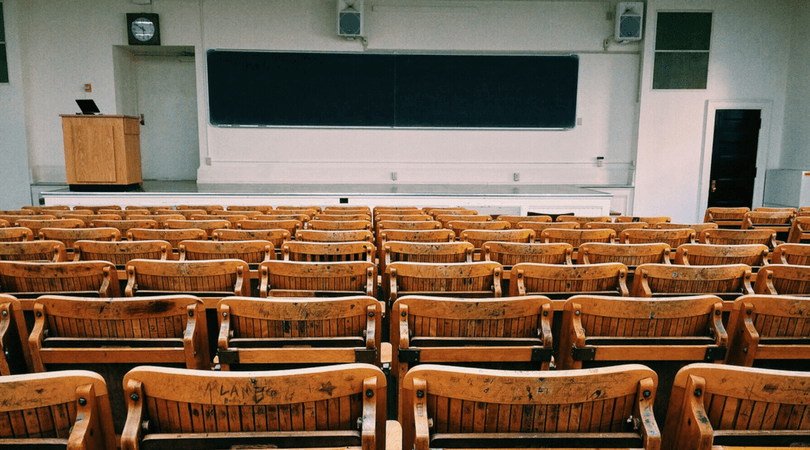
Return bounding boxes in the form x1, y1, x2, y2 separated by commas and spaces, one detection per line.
707, 109, 761, 208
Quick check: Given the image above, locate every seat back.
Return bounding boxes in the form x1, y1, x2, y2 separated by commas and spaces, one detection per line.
517, 221, 579, 232
386, 261, 503, 304
632, 263, 753, 298
558, 295, 726, 370
190, 213, 248, 226
459, 229, 535, 251
179, 239, 274, 264
496, 215, 552, 228
703, 206, 750, 227
166, 219, 231, 237
0, 240, 67, 262
125, 259, 250, 297
655, 223, 718, 243
282, 241, 375, 262
578, 243, 671, 267
620, 228, 696, 247
742, 210, 794, 232
703, 228, 778, 248
556, 215, 613, 225
753, 264, 810, 295
771, 243, 810, 265
787, 217, 810, 243
541, 228, 616, 248
0, 370, 116, 449
587, 221, 649, 233
0, 260, 120, 297
0, 294, 31, 374
314, 213, 372, 222
73, 240, 170, 265
662, 363, 810, 450
40, 226, 121, 250
213, 228, 290, 248
401, 364, 659, 450
176, 204, 224, 212
121, 364, 387, 450
510, 262, 629, 298
217, 295, 382, 369
615, 216, 671, 224
17, 218, 85, 236
435, 214, 491, 228
29, 294, 209, 371
726, 294, 810, 366
446, 220, 510, 236
62, 213, 121, 226
226, 204, 274, 213
259, 260, 377, 297
91, 219, 158, 237
309, 219, 372, 231
674, 243, 769, 266
127, 227, 207, 251
238, 219, 303, 236
482, 242, 573, 267
296, 229, 374, 242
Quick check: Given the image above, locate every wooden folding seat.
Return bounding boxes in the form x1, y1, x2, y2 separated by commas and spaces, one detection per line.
282, 241, 374, 263
0, 219, 7, 228
152, 208, 189, 215
41, 209, 94, 219
382, 241, 473, 279
275, 205, 322, 214
703, 228, 778, 248
631, 263, 753, 299
176, 204, 224, 212
799, 206, 810, 216
401, 364, 660, 450
174, 208, 209, 219
0, 226, 34, 242
0, 370, 116, 449
771, 243, 810, 265
210, 209, 263, 218
0, 260, 120, 298
662, 363, 810, 450
374, 205, 420, 215
655, 222, 717, 243
100, 208, 148, 217
314, 213, 372, 222
558, 295, 727, 370
391, 295, 554, 416
703, 206, 750, 228
126, 213, 186, 226
127, 227, 206, 250
742, 211, 794, 236
482, 242, 573, 267
460, 228, 535, 251
615, 216, 671, 224
296, 229, 374, 242
309, 219, 372, 231
121, 363, 389, 450
386, 262, 503, 306
238, 218, 302, 236
496, 215, 552, 228
29, 295, 209, 373
556, 215, 613, 225
0, 294, 31, 374
22, 205, 69, 212
179, 239, 274, 264
587, 221, 649, 233
73, 240, 171, 265
424, 207, 474, 216
375, 214, 431, 223
619, 228, 696, 247
725, 294, 810, 367
251, 213, 312, 227
92, 218, 159, 237
0, 213, 55, 226
0, 240, 67, 262
75, 205, 122, 212
517, 220, 579, 232
755, 207, 797, 214
323, 205, 372, 214
752, 263, 810, 295
510, 262, 629, 298
216, 295, 382, 370
0, 209, 35, 215
259, 260, 376, 298
165, 218, 231, 237
127, 205, 173, 212
62, 213, 121, 226
40, 226, 121, 250
190, 212, 248, 226
125, 259, 251, 297
435, 214, 491, 228
226, 204, 274, 213
17, 218, 84, 237
787, 216, 810, 243
447, 220, 510, 238
674, 243, 769, 267
213, 227, 290, 249
578, 243, 671, 268
540, 228, 616, 249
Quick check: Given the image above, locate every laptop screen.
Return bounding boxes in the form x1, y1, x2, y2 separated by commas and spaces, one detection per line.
75, 99, 100, 115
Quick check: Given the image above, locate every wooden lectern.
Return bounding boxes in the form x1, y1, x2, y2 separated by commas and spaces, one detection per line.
61, 115, 143, 190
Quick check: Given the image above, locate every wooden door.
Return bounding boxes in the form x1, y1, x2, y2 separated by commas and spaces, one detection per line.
707, 109, 761, 208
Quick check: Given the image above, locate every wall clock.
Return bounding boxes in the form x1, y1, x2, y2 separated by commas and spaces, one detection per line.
127, 13, 160, 45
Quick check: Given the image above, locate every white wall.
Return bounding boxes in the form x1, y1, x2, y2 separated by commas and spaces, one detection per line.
633, 0, 792, 222
0, 0, 32, 208
780, 1, 810, 170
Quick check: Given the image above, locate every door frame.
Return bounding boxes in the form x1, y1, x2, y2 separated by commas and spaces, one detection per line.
698, 99, 773, 220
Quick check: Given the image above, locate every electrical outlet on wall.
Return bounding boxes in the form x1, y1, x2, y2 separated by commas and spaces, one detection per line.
513, 173, 520, 181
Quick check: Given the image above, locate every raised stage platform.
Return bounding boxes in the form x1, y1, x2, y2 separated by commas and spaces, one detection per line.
42, 182, 613, 216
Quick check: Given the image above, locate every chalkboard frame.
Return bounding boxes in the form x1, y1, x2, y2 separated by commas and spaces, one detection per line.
207, 49, 579, 130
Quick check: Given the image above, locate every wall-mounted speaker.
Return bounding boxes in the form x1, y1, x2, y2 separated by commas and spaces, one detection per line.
615, 2, 644, 42
337, 0, 364, 38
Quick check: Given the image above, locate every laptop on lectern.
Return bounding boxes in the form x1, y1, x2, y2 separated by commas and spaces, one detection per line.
75, 99, 101, 115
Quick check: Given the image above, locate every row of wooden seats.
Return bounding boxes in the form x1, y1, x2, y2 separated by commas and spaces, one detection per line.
2, 361, 809, 449
704, 206, 810, 243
